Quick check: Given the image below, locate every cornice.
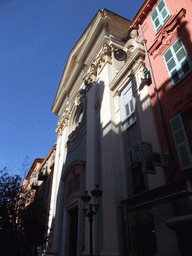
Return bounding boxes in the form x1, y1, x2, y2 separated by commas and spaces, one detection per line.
26, 158, 44, 179
37, 146, 56, 172
109, 40, 145, 94
148, 8, 186, 58
131, 0, 157, 28
51, 9, 131, 116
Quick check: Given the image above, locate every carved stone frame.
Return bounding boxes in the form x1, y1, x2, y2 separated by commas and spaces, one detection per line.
62, 161, 86, 205
148, 8, 186, 59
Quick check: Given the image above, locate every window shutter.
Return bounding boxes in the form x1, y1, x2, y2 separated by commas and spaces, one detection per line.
158, 0, 170, 23
163, 38, 192, 86
170, 114, 192, 171
120, 80, 136, 130
123, 85, 134, 116
151, 9, 161, 32
151, 0, 170, 33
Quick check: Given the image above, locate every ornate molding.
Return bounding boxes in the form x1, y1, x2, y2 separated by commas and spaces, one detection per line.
83, 43, 113, 87
67, 89, 87, 148
148, 8, 186, 59
62, 161, 86, 205
109, 39, 145, 93
131, 0, 159, 28
56, 108, 70, 137
94, 43, 112, 74
83, 63, 97, 87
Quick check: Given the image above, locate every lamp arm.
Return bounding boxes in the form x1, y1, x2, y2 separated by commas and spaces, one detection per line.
93, 204, 99, 215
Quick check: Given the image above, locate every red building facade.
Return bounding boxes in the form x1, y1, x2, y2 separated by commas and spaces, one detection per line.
132, 0, 192, 181
121, 1, 192, 256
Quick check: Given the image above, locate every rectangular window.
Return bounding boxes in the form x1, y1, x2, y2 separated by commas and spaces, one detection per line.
151, 0, 171, 33
120, 80, 136, 130
163, 38, 192, 86
170, 114, 192, 171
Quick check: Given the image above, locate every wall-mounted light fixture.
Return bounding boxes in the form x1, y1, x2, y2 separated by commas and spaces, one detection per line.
114, 49, 127, 61
139, 67, 152, 91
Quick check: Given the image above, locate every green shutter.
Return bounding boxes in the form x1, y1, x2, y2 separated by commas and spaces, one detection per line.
170, 114, 192, 171
163, 38, 192, 86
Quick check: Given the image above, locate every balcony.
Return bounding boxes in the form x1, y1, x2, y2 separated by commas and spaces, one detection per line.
38, 167, 48, 181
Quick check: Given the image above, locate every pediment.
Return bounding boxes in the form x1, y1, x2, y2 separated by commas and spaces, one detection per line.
52, 9, 131, 116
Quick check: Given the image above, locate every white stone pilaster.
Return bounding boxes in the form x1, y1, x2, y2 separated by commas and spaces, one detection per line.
46, 125, 68, 254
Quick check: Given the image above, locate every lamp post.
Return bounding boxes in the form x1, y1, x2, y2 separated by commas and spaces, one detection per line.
81, 185, 103, 256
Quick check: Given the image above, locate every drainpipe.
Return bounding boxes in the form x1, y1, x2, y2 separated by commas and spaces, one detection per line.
138, 24, 175, 181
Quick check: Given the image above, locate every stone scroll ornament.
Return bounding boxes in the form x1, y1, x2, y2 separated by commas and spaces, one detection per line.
83, 63, 97, 86
83, 43, 112, 86
94, 43, 111, 69
56, 109, 70, 137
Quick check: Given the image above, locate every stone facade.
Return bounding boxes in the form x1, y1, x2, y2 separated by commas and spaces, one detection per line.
45, 9, 163, 256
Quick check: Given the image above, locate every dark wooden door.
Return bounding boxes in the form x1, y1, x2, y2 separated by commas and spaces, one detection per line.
69, 207, 78, 256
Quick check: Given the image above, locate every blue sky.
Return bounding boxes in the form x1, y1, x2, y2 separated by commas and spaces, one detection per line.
0, 0, 144, 178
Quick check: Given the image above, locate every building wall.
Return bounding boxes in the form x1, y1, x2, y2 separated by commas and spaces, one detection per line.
132, 0, 192, 180
128, 1, 192, 255
45, 9, 165, 256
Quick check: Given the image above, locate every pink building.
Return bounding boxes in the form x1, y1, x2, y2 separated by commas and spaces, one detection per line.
132, 0, 192, 181
121, 1, 192, 255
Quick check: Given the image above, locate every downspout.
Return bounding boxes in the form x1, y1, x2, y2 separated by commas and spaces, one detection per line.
138, 24, 175, 181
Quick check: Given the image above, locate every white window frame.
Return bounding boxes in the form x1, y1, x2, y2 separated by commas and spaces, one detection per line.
120, 80, 136, 130
150, 0, 171, 33
163, 38, 192, 86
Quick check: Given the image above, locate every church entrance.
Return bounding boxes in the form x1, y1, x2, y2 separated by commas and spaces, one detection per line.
68, 207, 78, 256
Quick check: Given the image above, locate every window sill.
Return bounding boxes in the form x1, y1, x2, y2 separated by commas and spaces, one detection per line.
171, 69, 192, 88
122, 117, 137, 131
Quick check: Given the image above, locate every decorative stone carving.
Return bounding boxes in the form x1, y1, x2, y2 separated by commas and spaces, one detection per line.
123, 37, 145, 62
130, 29, 138, 40
62, 161, 86, 205
94, 43, 112, 73
83, 63, 97, 86
68, 174, 80, 197
79, 89, 87, 109
67, 89, 87, 147
56, 108, 70, 137
83, 43, 113, 86
148, 8, 186, 59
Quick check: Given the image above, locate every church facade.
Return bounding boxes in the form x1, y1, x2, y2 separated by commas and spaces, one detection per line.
44, 9, 164, 256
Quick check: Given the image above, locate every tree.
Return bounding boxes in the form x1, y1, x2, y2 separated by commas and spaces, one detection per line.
21, 200, 48, 254
0, 167, 22, 255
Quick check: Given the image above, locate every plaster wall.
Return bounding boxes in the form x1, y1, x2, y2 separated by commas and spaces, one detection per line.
133, 0, 192, 178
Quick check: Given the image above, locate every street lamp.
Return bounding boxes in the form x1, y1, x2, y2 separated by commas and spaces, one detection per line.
81, 185, 103, 256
